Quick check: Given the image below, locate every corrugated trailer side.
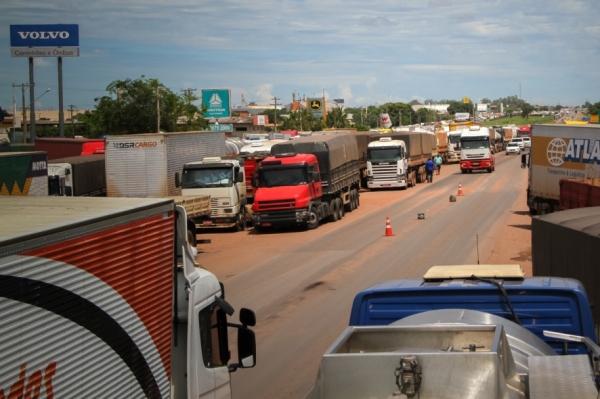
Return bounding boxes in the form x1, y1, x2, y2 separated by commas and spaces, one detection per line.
49, 154, 106, 196
105, 131, 227, 197
0, 151, 48, 196
0, 196, 176, 398
532, 207, 600, 327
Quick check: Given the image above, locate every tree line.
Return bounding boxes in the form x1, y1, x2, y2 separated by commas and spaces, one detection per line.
2, 76, 597, 137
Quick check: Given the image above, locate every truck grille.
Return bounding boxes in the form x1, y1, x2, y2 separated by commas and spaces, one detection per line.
371, 164, 398, 181
256, 199, 296, 211
464, 153, 486, 159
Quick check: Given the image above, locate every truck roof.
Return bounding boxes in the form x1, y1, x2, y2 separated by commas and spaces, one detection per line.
350, 275, 596, 355
0, 196, 174, 256
48, 154, 105, 165
270, 133, 359, 171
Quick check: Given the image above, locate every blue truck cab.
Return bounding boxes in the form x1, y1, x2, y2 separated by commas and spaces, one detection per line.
349, 265, 596, 355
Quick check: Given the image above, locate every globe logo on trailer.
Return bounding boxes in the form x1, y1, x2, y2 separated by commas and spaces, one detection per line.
547, 138, 567, 167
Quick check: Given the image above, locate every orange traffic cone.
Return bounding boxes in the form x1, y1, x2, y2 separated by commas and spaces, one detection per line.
384, 217, 395, 236
458, 182, 463, 196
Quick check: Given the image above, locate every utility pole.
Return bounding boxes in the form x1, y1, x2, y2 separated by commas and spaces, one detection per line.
12, 83, 30, 143
156, 87, 161, 133
181, 88, 196, 103
272, 97, 280, 133
398, 109, 402, 127
68, 105, 77, 136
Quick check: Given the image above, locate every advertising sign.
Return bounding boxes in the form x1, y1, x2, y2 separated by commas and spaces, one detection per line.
202, 89, 231, 118
209, 124, 233, 132
307, 97, 324, 118
477, 104, 489, 112
455, 112, 470, 122
10, 24, 79, 58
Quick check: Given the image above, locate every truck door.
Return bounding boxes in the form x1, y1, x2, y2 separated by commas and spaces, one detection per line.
181, 228, 232, 398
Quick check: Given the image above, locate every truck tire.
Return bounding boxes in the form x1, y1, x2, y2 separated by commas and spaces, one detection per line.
235, 210, 246, 232
328, 199, 339, 222
253, 224, 266, 233
187, 229, 197, 247
411, 171, 417, 187
344, 194, 353, 213
306, 206, 319, 230
336, 198, 344, 220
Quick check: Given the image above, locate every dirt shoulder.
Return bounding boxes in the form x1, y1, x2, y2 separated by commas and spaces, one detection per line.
483, 175, 532, 275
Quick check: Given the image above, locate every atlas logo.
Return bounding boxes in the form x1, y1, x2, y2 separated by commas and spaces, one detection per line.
547, 137, 600, 167
17, 31, 70, 40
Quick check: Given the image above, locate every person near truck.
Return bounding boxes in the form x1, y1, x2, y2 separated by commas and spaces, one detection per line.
434, 154, 443, 175
425, 158, 435, 183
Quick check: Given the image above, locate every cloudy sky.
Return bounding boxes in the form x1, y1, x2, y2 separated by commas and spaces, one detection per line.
1, 0, 599, 113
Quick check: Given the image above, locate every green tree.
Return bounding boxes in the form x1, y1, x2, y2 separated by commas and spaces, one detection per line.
326, 107, 349, 128
81, 76, 199, 136
521, 103, 535, 119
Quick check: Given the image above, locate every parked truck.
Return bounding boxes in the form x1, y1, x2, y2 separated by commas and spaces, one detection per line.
559, 178, 600, 210
48, 154, 106, 196
34, 137, 105, 160
366, 131, 434, 189
0, 196, 257, 398
0, 151, 48, 196
502, 125, 516, 150
105, 131, 226, 243
251, 133, 361, 232
525, 124, 600, 214
459, 125, 495, 173
176, 156, 248, 231
239, 140, 288, 204
306, 264, 599, 398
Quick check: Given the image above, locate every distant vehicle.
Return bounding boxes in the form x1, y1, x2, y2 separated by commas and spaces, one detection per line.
510, 137, 525, 149
522, 136, 531, 148
505, 142, 521, 155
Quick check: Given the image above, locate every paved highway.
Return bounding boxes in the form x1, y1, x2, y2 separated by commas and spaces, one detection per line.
201, 152, 528, 398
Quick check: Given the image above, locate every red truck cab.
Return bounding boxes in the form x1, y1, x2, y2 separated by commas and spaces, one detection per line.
251, 153, 322, 231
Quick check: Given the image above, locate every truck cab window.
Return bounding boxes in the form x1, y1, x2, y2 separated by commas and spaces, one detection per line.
183, 168, 233, 188
198, 304, 228, 368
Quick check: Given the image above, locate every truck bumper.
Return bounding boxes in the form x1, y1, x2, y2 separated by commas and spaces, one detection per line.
252, 208, 309, 228
195, 216, 238, 229
460, 159, 494, 171
367, 179, 406, 189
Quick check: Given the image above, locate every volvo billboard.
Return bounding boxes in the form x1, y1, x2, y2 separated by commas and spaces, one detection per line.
10, 24, 79, 57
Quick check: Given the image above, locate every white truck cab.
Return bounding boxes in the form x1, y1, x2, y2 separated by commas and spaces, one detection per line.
366, 137, 408, 189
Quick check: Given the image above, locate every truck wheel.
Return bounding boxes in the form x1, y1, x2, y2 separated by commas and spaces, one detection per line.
253, 224, 266, 234
187, 230, 197, 247
328, 199, 339, 222
344, 194, 353, 213
306, 206, 319, 230
235, 211, 246, 232
487, 168, 493, 173
351, 189, 358, 210
412, 172, 417, 187
336, 198, 344, 219
355, 190, 360, 207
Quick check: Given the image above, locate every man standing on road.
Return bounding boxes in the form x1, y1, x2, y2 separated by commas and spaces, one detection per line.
434, 154, 443, 175
425, 158, 435, 183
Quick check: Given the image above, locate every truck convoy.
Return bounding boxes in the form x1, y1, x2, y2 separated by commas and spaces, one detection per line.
307, 264, 600, 398
366, 131, 435, 189
0, 196, 257, 398
105, 131, 226, 243
525, 124, 600, 214
0, 151, 48, 196
459, 125, 495, 173
251, 133, 361, 231
48, 154, 106, 196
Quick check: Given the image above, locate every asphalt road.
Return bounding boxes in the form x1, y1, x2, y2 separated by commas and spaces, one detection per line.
207, 153, 528, 398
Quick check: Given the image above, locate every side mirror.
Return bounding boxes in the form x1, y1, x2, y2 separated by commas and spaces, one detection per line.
237, 328, 257, 368
239, 308, 256, 327
521, 153, 527, 168
237, 171, 244, 183
175, 172, 180, 188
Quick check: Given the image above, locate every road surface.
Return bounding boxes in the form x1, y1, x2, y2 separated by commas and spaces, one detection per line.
197, 152, 530, 398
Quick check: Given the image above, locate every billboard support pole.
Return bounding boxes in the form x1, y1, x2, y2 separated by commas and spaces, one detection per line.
58, 57, 64, 138
29, 57, 35, 143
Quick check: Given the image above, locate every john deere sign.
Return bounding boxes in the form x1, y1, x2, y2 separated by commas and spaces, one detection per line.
307, 97, 325, 118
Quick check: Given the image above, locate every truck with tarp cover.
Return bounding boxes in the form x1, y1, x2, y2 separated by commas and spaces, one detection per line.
251, 133, 361, 231
366, 131, 434, 189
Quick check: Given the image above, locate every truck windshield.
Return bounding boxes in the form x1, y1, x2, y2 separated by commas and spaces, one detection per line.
461, 138, 490, 150
449, 134, 462, 149
368, 148, 402, 162
182, 167, 233, 188
259, 167, 308, 187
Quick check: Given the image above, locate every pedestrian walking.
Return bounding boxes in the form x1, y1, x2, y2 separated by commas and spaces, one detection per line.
434, 154, 443, 175
425, 158, 435, 183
